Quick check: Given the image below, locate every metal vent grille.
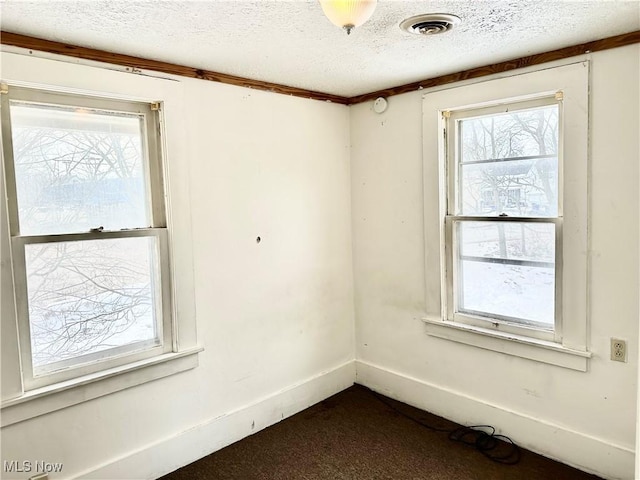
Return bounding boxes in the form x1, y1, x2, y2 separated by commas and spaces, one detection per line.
400, 13, 461, 35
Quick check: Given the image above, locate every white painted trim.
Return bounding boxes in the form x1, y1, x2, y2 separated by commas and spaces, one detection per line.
355, 360, 634, 480
422, 317, 590, 371
0, 52, 206, 439
1, 347, 202, 427
422, 61, 590, 354
73, 360, 355, 480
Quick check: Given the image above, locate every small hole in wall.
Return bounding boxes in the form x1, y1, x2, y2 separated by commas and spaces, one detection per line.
256, 236, 261, 244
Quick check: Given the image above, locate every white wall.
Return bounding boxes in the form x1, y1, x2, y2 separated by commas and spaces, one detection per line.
0, 52, 355, 479
351, 45, 639, 480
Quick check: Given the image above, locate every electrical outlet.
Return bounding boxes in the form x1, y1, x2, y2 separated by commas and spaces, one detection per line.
611, 338, 627, 362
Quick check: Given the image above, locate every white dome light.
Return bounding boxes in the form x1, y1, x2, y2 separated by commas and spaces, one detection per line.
319, 0, 377, 35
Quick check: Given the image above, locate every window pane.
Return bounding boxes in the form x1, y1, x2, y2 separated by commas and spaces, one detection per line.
25, 237, 161, 372
459, 262, 555, 327
458, 105, 558, 217
459, 221, 555, 263
10, 102, 151, 235
457, 221, 555, 328
459, 106, 558, 163
460, 158, 558, 216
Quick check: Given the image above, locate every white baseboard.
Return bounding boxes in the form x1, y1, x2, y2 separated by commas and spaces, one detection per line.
356, 360, 634, 480
75, 360, 355, 480
73, 358, 634, 480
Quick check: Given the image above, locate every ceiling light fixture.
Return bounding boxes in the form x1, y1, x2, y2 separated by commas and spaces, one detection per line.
319, 0, 377, 35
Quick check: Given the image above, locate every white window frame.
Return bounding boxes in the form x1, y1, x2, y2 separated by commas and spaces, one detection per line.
444, 96, 563, 343
421, 62, 590, 371
2, 87, 175, 390
0, 52, 201, 427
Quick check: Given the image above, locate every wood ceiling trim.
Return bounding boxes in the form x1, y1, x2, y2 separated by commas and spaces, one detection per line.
1, 30, 639, 106
0, 31, 350, 105
347, 30, 640, 104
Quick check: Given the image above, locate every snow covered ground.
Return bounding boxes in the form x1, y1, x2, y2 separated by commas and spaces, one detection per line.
460, 261, 554, 326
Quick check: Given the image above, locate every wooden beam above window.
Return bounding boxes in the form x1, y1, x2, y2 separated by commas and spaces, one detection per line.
1, 30, 639, 105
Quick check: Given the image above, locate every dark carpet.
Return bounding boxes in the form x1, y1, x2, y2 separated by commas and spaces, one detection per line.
160, 385, 601, 480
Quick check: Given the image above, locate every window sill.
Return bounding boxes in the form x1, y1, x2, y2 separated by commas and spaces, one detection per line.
1, 346, 203, 427
422, 317, 590, 371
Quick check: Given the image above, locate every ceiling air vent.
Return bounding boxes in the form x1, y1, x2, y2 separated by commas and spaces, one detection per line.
400, 13, 461, 35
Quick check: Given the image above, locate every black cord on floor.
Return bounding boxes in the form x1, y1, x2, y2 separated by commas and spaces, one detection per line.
365, 387, 521, 465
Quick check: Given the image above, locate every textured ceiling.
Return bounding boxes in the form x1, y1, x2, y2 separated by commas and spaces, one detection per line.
0, 1, 639, 97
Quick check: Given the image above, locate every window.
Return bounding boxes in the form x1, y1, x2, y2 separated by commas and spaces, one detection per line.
1, 56, 200, 427
1, 86, 172, 389
421, 62, 589, 370
444, 97, 561, 342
